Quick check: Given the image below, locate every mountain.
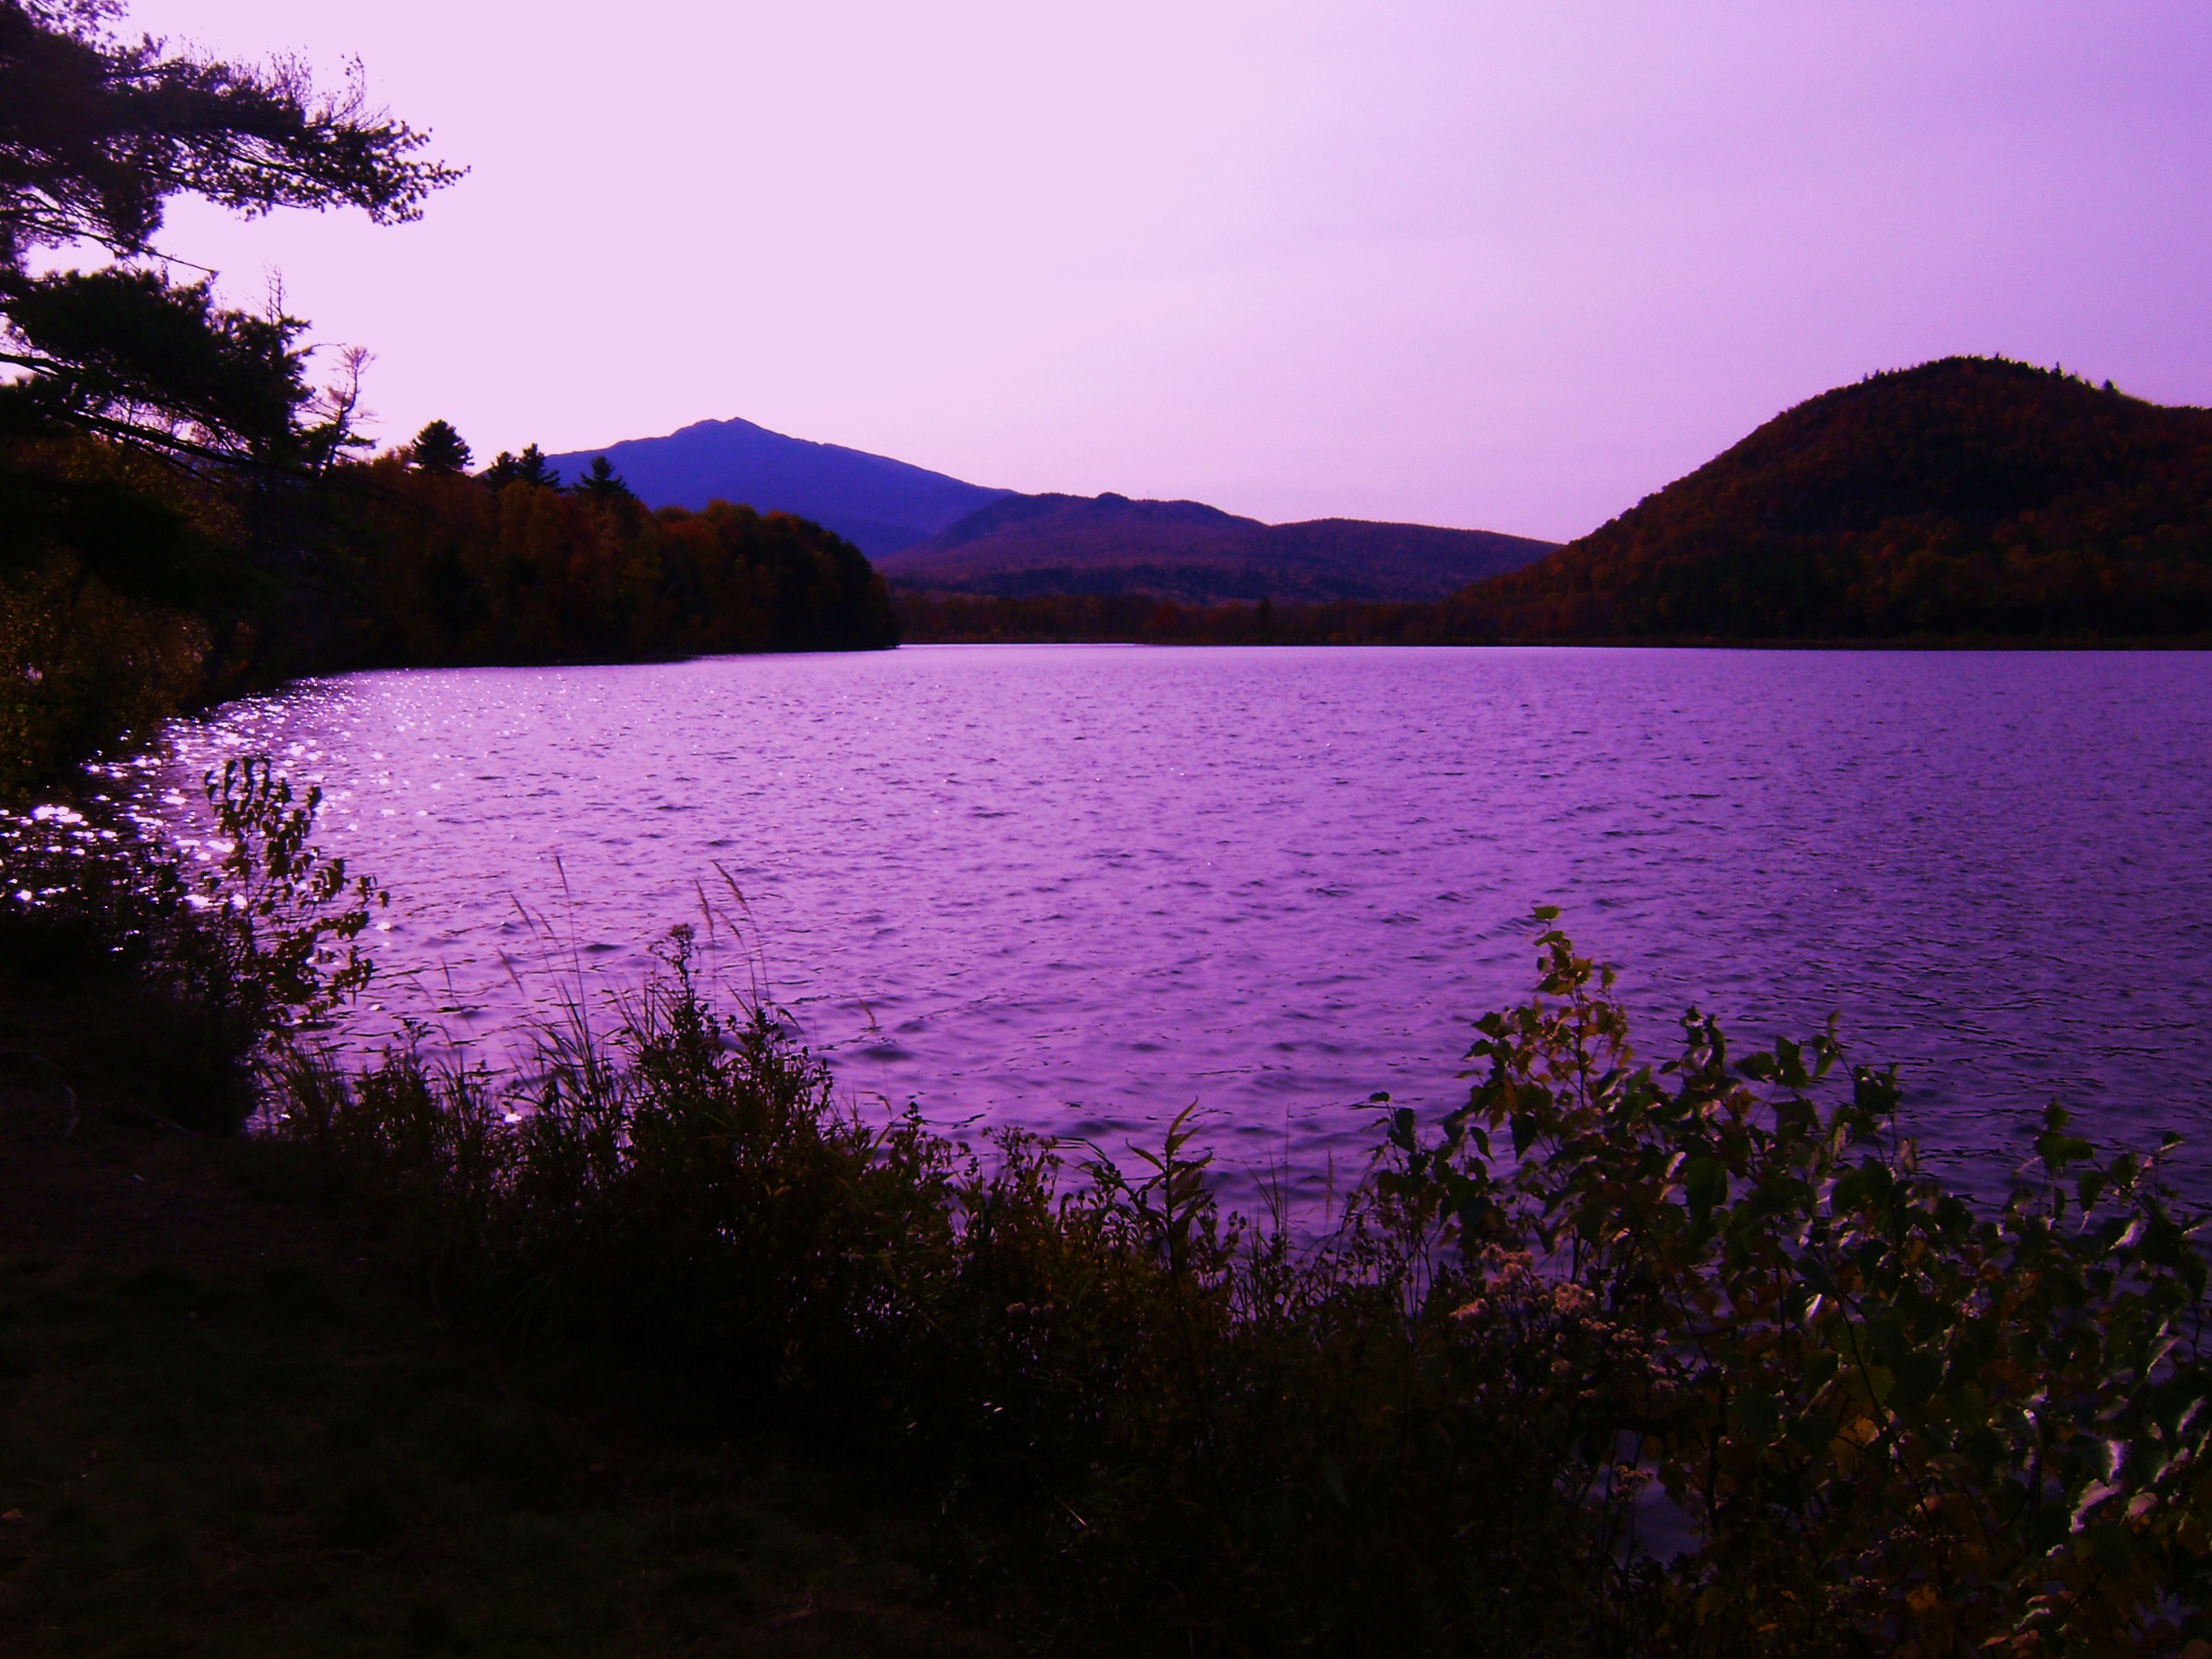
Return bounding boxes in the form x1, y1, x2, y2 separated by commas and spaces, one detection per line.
876, 492, 1557, 604
545, 418, 1010, 557
1437, 358, 2212, 640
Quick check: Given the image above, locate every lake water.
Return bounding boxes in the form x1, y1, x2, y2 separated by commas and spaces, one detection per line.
145, 645, 2212, 1204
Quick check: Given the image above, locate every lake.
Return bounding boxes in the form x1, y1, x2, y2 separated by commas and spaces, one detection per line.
145, 644, 2212, 1204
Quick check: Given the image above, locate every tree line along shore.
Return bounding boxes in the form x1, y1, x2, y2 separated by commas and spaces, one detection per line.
3, 425, 897, 800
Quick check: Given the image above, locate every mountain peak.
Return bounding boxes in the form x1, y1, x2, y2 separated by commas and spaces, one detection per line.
544, 421, 1010, 556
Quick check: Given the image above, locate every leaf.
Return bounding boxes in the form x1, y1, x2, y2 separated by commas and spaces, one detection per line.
1775, 1037, 1810, 1091
1787, 1412, 1838, 1457
1735, 1389, 1782, 1444
1684, 1155, 1727, 1221
2088, 1520, 2137, 1575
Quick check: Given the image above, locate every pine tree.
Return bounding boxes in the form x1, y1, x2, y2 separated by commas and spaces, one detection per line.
409, 419, 471, 474
0, 0, 463, 463
573, 455, 637, 505
480, 443, 561, 491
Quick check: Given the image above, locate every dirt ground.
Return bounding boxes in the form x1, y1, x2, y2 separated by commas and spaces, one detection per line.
0, 980, 1015, 1658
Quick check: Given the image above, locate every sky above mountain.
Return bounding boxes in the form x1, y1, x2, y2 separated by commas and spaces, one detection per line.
127, 0, 2211, 542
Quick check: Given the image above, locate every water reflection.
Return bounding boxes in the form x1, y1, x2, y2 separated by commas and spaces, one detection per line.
147, 645, 2212, 1203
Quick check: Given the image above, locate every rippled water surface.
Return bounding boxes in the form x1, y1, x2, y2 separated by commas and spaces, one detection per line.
152, 645, 2212, 1199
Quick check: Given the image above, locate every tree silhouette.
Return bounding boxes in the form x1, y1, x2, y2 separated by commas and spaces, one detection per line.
1, 0, 460, 790
480, 443, 560, 491
409, 419, 470, 474
573, 455, 637, 505
0, 0, 462, 462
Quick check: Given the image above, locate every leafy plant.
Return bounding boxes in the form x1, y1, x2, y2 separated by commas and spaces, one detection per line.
1, 754, 383, 1131
269, 901, 2209, 1655
1379, 906, 2211, 1656
178, 754, 385, 1038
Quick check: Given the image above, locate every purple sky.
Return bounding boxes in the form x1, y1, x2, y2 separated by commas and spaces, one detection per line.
131, 1, 2212, 540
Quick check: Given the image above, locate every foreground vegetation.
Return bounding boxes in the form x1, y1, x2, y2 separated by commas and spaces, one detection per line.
275, 936, 2209, 1656
7, 775, 2204, 1656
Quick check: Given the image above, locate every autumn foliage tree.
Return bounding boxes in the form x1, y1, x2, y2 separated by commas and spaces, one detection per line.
0, 0, 461, 794
329, 459, 898, 665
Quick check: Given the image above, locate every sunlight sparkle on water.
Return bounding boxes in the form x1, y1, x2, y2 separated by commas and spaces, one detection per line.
148, 645, 2212, 1205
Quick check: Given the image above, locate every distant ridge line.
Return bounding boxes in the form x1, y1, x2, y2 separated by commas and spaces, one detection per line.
877, 493, 1557, 604
547, 417, 1554, 602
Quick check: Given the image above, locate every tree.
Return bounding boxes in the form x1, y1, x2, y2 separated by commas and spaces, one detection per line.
408, 418, 470, 474
573, 454, 636, 505
0, 1, 457, 269
0, 0, 462, 461
480, 442, 560, 492
0, 1, 460, 792
2, 265, 308, 463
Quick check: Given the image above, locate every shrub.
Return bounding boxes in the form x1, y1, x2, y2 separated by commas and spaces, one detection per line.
0, 755, 383, 1132
274, 907, 2210, 1656
0, 555, 212, 798
1381, 908, 2211, 1656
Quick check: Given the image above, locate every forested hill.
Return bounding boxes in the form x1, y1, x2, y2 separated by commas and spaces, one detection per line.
877, 492, 1557, 603
545, 418, 1010, 557
1435, 358, 2212, 639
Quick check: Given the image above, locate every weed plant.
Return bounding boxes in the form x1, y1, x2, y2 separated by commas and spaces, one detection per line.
275, 914, 2210, 1658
